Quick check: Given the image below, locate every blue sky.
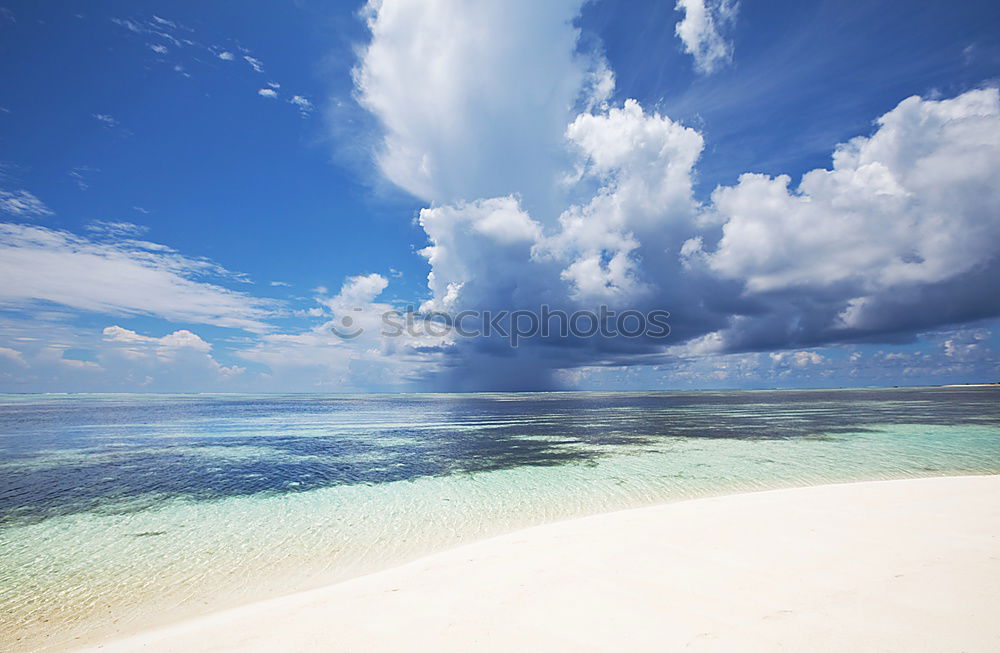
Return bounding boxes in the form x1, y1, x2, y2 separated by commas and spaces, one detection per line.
1, 0, 998, 392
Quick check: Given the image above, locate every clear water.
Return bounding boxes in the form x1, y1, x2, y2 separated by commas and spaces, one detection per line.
1, 387, 998, 651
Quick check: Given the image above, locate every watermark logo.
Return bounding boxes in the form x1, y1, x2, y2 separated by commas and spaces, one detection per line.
330, 307, 365, 340
331, 305, 670, 347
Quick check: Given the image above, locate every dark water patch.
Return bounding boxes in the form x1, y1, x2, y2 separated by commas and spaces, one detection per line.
1, 387, 998, 526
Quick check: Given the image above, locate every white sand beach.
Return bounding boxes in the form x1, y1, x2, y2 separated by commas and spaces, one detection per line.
79, 475, 1000, 653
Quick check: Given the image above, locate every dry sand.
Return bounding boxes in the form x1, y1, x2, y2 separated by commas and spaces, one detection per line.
79, 475, 1000, 652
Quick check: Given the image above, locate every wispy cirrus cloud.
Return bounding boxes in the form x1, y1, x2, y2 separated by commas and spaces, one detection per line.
243, 55, 264, 73
0, 222, 275, 331
110, 14, 313, 119
68, 166, 99, 191
92, 113, 118, 128
289, 95, 313, 116
85, 220, 149, 238
0, 189, 53, 217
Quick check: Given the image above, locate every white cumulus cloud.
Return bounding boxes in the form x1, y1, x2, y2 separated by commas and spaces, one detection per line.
674, 0, 738, 74
351, 0, 1000, 389
685, 88, 1000, 345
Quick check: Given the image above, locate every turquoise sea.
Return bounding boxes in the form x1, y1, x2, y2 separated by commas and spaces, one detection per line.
2, 387, 999, 650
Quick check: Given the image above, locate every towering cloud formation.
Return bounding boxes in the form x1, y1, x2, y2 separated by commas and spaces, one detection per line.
354, 0, 609, 216
353, 0, 1000, 390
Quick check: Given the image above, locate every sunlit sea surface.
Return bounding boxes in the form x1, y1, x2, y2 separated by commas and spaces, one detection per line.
2, 387, 999, 650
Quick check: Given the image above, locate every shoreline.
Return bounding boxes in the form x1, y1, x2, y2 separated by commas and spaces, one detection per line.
940, 383, 1000, 388
76, 475, 1000, 652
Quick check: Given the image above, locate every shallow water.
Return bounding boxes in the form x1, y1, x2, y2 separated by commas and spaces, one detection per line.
1, 387, 999, 650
